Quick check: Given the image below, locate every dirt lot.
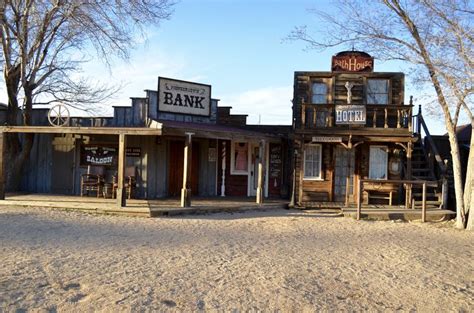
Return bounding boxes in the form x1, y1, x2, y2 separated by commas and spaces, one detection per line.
0, 207, 472, 311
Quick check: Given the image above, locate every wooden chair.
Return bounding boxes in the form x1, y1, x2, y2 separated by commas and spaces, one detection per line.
80, 166, 105, 197
113, 166, 136, 199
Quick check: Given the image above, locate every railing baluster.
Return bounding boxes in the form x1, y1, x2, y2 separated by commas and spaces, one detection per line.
397, 109, 401, 128
313, 107, 317, 128
301, 104, 306, 129
384, 108, 388, 128
373, 109, 377, 128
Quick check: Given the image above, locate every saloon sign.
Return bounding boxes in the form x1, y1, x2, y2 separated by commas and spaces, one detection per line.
332, 51, 373, 72
158, 77, 211, 116
80, 145, 117, 166
335, 105, 366, 125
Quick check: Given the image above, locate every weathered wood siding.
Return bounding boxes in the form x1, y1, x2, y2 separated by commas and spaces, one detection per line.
20, 134, 53, 193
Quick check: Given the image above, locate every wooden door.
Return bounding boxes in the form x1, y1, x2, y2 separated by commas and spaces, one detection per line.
168, 140, 200, 197
334, 146, 355, 202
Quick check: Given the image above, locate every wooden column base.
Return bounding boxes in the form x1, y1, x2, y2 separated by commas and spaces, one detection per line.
181, 188, 191, 207
116, 188, 126, 208
256, 187, 263, 204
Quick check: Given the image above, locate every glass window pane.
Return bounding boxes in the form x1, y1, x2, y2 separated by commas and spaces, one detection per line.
312, 95, 327, 104
304, 145, 322, 178
369, 146, 388, 179
367, 79, 389, 105
311, 83, 328, 104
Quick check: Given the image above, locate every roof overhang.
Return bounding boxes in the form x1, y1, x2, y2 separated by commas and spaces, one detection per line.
1, 125, 162, 136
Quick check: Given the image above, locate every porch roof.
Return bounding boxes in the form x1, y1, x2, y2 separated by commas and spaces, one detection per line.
159, 120, 282, 141
1, 125, 162, 136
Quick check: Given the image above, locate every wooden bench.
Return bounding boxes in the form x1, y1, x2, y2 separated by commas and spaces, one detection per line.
366, 190, 393, 205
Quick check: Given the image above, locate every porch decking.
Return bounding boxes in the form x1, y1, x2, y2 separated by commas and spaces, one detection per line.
343, 204, 455, 221
0, 194, 289, 217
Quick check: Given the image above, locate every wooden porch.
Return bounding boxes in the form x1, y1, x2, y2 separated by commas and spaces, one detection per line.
0, 194, 289, 217
343, 205, 455, 221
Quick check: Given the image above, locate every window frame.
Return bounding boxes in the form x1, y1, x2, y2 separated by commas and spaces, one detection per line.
366, 79, 390, 105
310, 79, 331, 104
230, 141, 249, 175
303, 144, 323, 180
369, 145, 388, 180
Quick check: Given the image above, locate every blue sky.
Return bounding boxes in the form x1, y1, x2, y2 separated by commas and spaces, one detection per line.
0, 0, 449, 133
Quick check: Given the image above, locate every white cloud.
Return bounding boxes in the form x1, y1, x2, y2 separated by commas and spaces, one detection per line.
222, 86, 293, 125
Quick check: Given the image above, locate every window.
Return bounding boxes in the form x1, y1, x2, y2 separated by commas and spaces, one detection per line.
230, 141, 249, 175
311, 82, 328, 104
367, 79, 389, 104
304, 144, 322, 179
369, 146, 388, 179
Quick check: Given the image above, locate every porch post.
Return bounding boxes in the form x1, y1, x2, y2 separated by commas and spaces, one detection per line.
116, 133, 127, 208
256, 140, 265, 204
0, 132, 5, 200
407, 141, 413, 208
221, 141, 226, 197
298, 138, 305, 206
181, 132, 194, 207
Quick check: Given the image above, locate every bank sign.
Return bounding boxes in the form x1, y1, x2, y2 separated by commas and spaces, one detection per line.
335, 105, 366, 125
158, 77, 211, 116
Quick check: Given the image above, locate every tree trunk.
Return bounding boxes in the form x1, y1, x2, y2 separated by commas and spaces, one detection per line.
446, 126, 466, 228
465, 120, 474, 231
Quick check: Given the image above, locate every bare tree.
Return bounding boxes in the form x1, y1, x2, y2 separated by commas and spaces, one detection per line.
288, 0, 473, 229
0, 0, 174, 189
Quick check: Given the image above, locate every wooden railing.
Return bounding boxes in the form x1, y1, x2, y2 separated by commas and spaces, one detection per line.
356, 179, 445, 222
299, 104, 412, 130
417, 113, 447, 177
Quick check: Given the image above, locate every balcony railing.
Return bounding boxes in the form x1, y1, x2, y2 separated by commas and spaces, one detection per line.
299, 104, 413, 130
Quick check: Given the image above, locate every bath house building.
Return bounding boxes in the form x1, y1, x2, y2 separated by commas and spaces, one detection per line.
292, 51, 421, 207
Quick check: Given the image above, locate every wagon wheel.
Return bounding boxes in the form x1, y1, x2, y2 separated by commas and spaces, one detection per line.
48, 104, 70, 127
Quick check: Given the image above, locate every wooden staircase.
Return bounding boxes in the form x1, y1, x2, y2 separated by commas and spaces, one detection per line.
410, 139, 443, 209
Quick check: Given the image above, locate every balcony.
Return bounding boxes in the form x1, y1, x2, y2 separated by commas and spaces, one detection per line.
297, 104, 413, 131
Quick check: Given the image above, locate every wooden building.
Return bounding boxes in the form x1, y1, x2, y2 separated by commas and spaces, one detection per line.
0, 77, 291, 208
292, 51, 417, 207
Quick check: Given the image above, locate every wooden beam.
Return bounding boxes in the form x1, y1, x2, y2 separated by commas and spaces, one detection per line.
422, 182, 427, 223
298, 139, 305, 206
116, 133, 127, 208
181, 132, 193, 207
0, 132, 5, 200
1, 126, 162, 136
357, 179, 362, 220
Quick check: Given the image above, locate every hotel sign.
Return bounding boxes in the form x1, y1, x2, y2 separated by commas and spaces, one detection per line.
158, 77, 211, 116
332, 52, 373, 72
335, 105, 366, 125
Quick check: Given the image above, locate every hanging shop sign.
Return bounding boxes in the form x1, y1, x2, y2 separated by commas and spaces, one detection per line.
80, 145, 117, 166
158, 77, 211, 116
335, 105, 366, 125
332, 51, 374, 72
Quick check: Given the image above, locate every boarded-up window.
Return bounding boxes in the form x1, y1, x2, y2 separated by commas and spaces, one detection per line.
369, 146, 388, 179
311, 82, 328, 104
304, 144, 322, 179
367, 79, 389, 104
